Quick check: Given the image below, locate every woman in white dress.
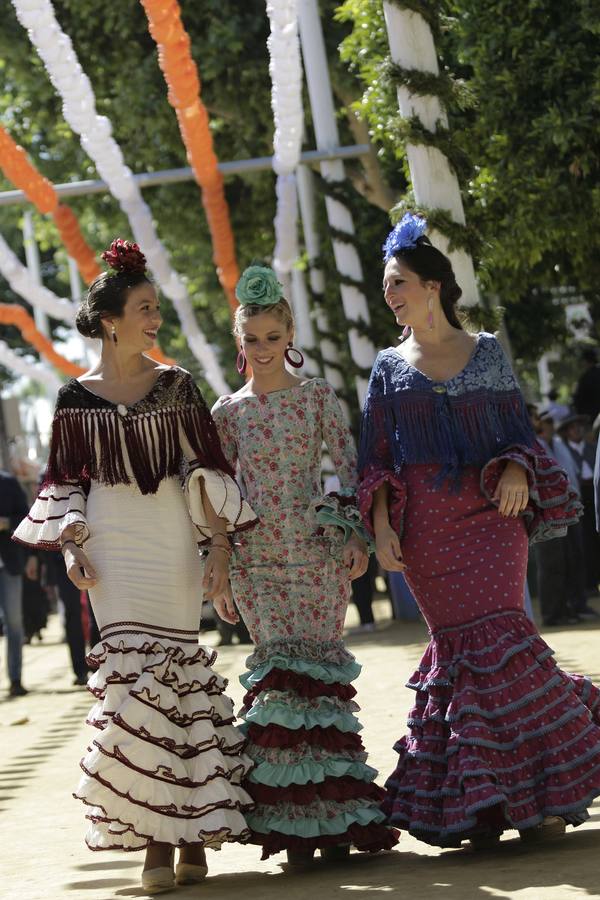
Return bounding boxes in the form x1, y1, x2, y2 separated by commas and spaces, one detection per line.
14, 239, 257, 894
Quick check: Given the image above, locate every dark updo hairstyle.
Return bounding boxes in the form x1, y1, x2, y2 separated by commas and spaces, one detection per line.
76, 238, 151, 340
392, 236, 463, 331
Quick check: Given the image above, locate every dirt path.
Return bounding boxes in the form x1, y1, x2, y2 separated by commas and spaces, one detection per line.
1, 601, 599, 900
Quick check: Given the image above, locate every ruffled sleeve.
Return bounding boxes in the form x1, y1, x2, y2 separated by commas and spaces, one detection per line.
312, 381, 370, 545
481, 442, 583, 544
12, 482, 89, 550
180, 378, 257, 544
13, 382, 90, 550
357, 354, 407, 538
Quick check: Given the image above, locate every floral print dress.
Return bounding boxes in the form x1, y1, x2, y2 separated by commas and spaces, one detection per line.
212, 379, 397, 858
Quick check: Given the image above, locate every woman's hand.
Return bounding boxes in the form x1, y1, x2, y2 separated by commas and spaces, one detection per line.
202, 547, 230, 600
493, 460, 529, 517
343, 534, 369, 580
375, 524, 406, 572
62, 543, 98, 590
212, 583, 240, 625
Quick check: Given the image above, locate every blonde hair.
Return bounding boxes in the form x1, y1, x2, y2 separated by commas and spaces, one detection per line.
233, 297, 295, 338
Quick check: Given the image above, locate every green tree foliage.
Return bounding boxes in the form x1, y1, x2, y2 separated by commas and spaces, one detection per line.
0, 0, 393, 404
338, 0, 600, 361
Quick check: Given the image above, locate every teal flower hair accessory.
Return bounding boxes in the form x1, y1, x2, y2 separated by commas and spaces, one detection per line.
235, 265, 283, 307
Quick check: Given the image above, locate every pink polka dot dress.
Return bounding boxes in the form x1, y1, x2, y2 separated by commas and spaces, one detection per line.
358, 333, 600, 846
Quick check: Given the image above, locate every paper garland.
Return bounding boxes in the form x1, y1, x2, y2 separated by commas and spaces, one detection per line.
0, 337, 61, 392
0, 303, 83, 376
11, 0, 229, 395
140, 0, 240, 315
265, 0, 304, 278
0, 125, 101, 284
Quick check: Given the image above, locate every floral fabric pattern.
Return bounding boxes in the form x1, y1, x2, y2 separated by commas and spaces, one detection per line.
212, 380, 397, 857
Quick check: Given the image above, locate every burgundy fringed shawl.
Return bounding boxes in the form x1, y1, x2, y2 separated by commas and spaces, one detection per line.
43, 367, 234, 495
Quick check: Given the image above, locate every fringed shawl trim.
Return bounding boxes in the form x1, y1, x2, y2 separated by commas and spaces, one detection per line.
42, 369, 235, 496
359, 387, 536, 490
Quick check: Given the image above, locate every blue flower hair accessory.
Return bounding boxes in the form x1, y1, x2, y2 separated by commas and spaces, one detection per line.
383, 213, 428, 261
235, 265, 283, 307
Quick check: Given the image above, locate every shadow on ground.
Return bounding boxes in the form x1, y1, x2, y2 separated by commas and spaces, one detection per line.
61, 828, 600, 900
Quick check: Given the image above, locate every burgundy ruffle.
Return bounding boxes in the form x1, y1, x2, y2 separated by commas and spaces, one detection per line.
248, 777, 385, 806
243, 668, 356, 704
250, 821, 399, 860
481, 442, 582, 543
383, 610, 600, 847
247, 723, 364, 753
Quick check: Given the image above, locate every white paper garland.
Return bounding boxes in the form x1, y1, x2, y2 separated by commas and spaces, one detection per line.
0, 232, 76, 324
11, 0, 230, 396
266, 0, 303, 277
0, 339, 62, 392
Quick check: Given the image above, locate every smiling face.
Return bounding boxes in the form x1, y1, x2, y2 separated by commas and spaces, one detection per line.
238, 310, 292, 375
102, 281, 162, 351
383, 257, 433, 330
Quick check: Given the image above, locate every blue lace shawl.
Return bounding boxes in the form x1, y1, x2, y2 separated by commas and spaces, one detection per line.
358, 332, 536, 488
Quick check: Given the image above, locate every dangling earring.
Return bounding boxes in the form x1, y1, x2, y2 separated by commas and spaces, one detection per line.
401, 325, 411, 339
284, 344, 304, 369
111, 324, 118, 344
236, 350, 247, 375
427, 296, 434, 330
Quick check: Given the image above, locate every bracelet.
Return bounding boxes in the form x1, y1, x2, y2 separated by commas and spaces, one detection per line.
208, 545, 232, 557
211, 532, 229, 544
60, 540, 79, 553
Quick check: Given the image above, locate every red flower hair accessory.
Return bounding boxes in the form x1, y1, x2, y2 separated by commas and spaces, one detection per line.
101, 238, 147, 274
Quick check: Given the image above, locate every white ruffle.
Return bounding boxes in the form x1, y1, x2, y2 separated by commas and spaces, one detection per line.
76, 632, 254, 850
184, 467, 257, 542
13, 482, 89, 550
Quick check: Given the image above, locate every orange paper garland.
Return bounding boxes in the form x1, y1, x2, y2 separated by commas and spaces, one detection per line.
140, 0, 240, 315
0, 125, 101, 284
0, 303, 84, 377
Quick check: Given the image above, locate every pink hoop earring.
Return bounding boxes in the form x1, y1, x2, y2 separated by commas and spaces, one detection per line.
236, 350, 247, 375
401, 325, 411, 339
285, 345, 304, 369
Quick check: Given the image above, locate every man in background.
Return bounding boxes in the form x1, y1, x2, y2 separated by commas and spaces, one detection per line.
0, 468, 30, 696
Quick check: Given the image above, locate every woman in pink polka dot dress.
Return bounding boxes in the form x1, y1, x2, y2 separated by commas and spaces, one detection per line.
358, 214, 600, 848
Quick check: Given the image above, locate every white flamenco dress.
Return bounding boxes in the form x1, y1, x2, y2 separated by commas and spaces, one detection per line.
14, 367, 257, 851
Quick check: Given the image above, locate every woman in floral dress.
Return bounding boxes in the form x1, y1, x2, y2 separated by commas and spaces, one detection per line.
211, 266, 398, 865
359, 214, 600, 849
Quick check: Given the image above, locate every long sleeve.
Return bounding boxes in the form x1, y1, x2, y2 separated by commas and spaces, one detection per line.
357, 355, 407, 538
477, 342, 582, 543
13, 386, 90, 551
179, 378, 256, 543
311, 381, 370, 544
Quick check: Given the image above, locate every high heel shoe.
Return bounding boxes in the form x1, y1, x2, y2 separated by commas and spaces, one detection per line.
141, 847, 175, 894
519, 816, 566, 844
320, 844, 351, 861
286, 848, 315, 868
141, 866, 175, 895
175, 862, 208, 885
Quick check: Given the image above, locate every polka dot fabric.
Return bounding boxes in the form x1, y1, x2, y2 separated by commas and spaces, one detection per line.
382, 464, 600, 846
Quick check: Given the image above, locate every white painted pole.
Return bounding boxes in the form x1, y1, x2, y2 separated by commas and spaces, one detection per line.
22, 211, 50, 336
296, 164, 348, 403
298, 0, 377, 403
382, 3, 479, 307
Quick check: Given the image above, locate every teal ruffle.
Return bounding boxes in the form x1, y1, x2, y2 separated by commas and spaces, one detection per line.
247, 805, 386, 838
315, 505, 374, 551
248, 757, 377, 787
240, 654, 361, 690
244, 699, 361, 733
